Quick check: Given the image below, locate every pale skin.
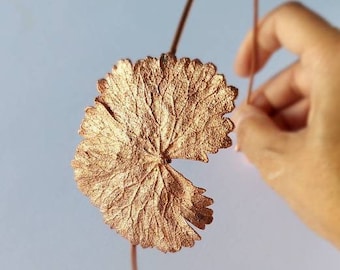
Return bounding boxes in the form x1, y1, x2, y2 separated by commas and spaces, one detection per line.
233, 2, 340, 249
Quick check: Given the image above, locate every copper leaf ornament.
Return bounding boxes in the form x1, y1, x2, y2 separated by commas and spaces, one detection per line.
72, 53, 237, 252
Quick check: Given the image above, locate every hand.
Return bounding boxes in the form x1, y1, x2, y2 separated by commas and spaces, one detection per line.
233, 2, 340, 249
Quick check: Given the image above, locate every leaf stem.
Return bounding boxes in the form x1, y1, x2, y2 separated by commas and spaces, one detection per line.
131, 244, 138, 270
247, 0, 259, 104
169, 0, 194, 55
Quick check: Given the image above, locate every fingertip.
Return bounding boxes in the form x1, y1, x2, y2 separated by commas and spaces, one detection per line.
234, 57, 250, 77
234, 35, 252, 77
234, 29, 271, 77
232, 104, 289, 165
232, 104, 261, 131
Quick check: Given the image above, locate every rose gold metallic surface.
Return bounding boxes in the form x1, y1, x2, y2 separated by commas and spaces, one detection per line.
72, 53, 237, 252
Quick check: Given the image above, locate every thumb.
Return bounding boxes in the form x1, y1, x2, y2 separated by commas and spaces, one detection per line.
233, 104, 291, 171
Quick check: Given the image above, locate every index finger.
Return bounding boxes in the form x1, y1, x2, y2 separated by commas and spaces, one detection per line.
235, 2, 338, 76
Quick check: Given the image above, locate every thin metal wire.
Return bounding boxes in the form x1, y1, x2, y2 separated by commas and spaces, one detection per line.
131, 244, 138, 270
169, 0, 194, 55
247, 0, 259, 104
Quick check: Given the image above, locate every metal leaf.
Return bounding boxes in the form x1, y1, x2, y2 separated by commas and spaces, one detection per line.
72, 53, 237, 252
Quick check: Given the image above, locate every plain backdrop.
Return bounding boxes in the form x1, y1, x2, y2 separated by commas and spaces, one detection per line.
1, 0, 340, 269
